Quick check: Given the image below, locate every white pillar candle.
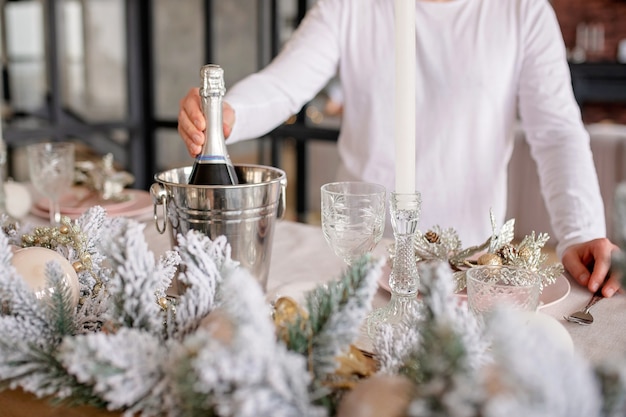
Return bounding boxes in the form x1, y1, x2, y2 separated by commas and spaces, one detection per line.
394, 0, 416, 195
4, 181, 32, 219
11, 247, 80, 308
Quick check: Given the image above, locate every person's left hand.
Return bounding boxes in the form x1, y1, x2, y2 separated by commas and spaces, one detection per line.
561, 238, 621, 297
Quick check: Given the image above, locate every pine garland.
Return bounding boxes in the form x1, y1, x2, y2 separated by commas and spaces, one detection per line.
2, 202, 626, 416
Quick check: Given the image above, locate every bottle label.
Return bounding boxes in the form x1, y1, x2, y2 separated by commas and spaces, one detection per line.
195, 155, 228, 164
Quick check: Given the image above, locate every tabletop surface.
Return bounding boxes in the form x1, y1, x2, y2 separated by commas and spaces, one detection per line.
142, 217, 626, 363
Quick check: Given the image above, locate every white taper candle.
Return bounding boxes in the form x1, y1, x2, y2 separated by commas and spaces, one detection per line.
394, 0, 416, 195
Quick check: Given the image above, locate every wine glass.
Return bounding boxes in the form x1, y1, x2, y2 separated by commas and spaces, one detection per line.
320, 181, 386, 265
27, 142, 75, 225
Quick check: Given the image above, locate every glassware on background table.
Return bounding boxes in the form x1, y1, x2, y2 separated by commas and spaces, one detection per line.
466, 265, 541, 315
0, 137, 6, 214
367, 192, 421, 337
27, 142, 75, 225
320, 181, 386, 266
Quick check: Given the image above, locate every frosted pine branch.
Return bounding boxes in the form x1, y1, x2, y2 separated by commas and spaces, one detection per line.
307, 256, 383, 377
100, 218, 174, 334
60, 328, 167, 411
170, 231, 235, 339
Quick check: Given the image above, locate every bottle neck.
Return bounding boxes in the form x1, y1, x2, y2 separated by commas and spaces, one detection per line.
196, 94, 230, 163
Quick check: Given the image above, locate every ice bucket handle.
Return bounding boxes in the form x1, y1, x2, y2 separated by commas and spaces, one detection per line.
150, 182, 168, 234
277, 177, 288, 219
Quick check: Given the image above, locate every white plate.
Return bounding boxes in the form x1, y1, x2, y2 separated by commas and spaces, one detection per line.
378, 270, 571, 310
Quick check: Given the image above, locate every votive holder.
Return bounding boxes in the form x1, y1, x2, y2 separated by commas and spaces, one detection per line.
367, 192, 421, 338
466, 265, 541, 315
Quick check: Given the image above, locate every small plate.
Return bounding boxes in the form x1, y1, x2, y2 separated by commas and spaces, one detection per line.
35, 186, 136, 215
378, 271, 571, 310
32, 189, 152, 219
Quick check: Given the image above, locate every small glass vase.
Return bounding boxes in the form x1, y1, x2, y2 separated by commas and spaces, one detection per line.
367, 192, 421, 338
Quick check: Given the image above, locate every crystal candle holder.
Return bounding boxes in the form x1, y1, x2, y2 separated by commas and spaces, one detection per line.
367, 192, 421, 338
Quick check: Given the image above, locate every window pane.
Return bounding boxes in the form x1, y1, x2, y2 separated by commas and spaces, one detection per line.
5, 1, 46, 113
214, 1, 259, 85
153, 0, 204, 120
64, 0, 127, 122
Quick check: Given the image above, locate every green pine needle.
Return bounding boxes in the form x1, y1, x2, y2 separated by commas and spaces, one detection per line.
47, 275, 78, 341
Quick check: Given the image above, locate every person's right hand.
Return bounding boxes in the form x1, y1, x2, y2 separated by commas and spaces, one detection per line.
177, 87, 236, 157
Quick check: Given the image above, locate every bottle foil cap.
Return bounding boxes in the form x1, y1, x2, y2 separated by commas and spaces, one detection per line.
200, 64, 225, 97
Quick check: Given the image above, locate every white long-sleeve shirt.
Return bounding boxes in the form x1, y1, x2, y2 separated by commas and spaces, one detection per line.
225, 0, 606, 256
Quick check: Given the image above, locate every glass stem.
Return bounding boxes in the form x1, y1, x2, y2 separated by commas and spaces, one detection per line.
50, 198, 61, 225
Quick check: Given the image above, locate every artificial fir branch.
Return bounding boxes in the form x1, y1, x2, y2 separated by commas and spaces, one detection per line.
407, 264, 485, 416
168, 231, 232, 340
101, 218, 176, 335
60, 328, 168, 414
282, 255, 382, 380
45, 263, 78, 341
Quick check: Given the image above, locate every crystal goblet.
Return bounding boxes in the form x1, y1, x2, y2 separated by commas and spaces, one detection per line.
27, 142, 75, 225
320, 181, 386, 266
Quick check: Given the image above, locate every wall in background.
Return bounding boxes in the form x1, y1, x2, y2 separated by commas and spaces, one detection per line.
552, 0, 626, 62
551, 0, 626, 124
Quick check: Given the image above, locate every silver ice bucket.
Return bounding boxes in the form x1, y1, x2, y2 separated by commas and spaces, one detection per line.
151, 164, 287, 290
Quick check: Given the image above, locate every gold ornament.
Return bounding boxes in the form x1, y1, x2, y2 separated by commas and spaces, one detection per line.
337, 374, 414, 417
157, 297, 168, 310
72, 261, 85, 273
272, 296, 308, 343
332, 345, 378, 389
273, 296, 307, 321
477, 252, 503, 266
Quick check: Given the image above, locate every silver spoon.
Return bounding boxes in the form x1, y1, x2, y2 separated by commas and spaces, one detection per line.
564, 289, 604, 325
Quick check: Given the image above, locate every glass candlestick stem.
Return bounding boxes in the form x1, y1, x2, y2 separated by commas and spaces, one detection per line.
367, 192, 421, 338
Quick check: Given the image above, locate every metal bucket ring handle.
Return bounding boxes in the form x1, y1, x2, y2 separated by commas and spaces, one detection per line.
150, 183, 168, 234
277, 176, 288, 219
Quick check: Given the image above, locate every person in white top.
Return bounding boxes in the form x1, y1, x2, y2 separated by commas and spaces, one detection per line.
178, 0, 621, 297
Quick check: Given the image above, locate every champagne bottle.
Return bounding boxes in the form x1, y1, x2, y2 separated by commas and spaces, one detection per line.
188, 64, 239, 185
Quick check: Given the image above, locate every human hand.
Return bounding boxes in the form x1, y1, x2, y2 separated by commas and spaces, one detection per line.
177, 87, 235, 157
561, 238, 621, 297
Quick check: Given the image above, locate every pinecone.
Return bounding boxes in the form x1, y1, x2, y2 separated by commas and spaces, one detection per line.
477, 252, 503, 266
425, 230, 440, 244
497, 244, 518, 263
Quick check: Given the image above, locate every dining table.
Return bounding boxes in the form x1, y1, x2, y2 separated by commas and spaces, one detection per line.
144, 216, 626, 364
2, 201, 626, 416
